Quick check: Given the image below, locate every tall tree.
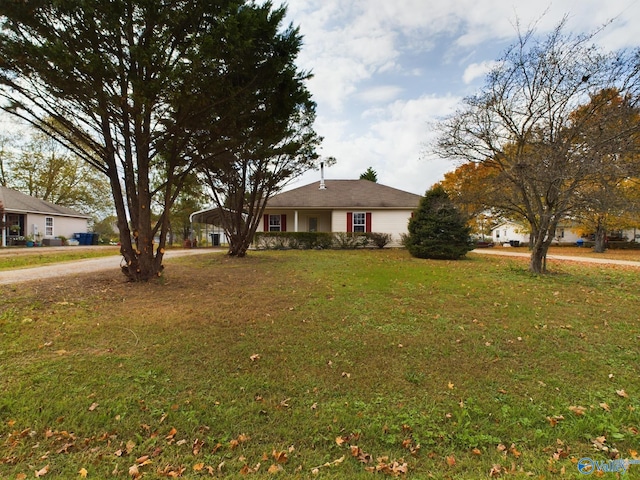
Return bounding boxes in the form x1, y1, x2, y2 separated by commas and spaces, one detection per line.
359, 166, 378, 182
0, 132, 13, 186
570, 89, 640, 251
193, 3, 320, 257
404, 185, 473, 260
8, 126, 113, 218
434, 19, 640, 273
0, 0, 315, 280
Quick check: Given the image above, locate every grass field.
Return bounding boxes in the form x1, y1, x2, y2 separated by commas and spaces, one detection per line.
0, 246, 121, 271
1, 249, 639, 478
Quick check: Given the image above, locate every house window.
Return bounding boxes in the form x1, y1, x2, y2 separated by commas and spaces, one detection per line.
347, 212, 371, 233
264, 214, 287, 232
45, 217, 54, 236
269, 215, 281, 232
353, 212, 366, 233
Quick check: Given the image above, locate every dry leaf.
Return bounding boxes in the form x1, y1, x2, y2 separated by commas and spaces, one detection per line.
509, 443, 521, 458
193, 463, 204, 471
569, 405, 587, 416
546, 415, 565, 426
165, 427, 177, 440
267, 464, 283, 474
446, 455, 456, 466
16, 474, 27, 480
335, 436, 345, 446
79, 467, 88, 478
88, 402, 99, 411
35, 465, 50, 477
472, 448, 482, 455
616, 389, 629, 398
489, 464, 502, 477
250, 354, 261, 361
128, 464, 140, 479
599, 402, 611, 412
272, 450, 288, 463
447, 381, 454, 390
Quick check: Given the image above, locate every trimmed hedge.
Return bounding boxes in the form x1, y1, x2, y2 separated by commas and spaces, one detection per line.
254, 232, 393, 250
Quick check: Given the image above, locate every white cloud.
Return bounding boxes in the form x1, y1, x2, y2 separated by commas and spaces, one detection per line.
462, 60, 501, 84
357, 85, 404, 105
280, 0, 640, 193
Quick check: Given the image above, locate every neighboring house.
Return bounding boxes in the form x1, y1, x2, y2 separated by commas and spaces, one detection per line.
491, 220, 639, 246
259, 179, 422, 246
1, 186, 90, 247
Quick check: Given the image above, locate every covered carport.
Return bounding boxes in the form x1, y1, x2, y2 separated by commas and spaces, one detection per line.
189, 207, 229, 247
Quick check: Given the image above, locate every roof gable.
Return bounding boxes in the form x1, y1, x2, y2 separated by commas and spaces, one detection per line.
0, 186, 89, 218
267, 180, 422, 209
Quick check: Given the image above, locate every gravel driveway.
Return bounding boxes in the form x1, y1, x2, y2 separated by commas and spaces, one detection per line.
0, 248, 218, 285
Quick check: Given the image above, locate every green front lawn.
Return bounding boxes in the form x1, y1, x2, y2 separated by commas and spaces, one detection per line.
1, 250, 638, 478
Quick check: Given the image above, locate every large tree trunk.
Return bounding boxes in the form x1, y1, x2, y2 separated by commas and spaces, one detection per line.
528, 219, 557, 274
593, 218, 607, 253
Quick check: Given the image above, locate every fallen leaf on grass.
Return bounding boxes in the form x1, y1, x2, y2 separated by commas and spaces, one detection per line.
239, 463, 261, 474
350, 445, 372, 463
599, 402, 611, 412
128, 464, 140, 479
78, 467, 88, 478
193, 463, 205, 471
546, 415, 565, 427
267, 464, 283, 474
509, 444, 521, 458
472, 448, 482, 455
489, 464, 503, 477
569, 405, 587, 416
311, 455, 345, 474
366, 460, 408, 475
272, 449, 288, 463
446, 455, 456, 466
35, 465, 50, 477
192, 438, 204, 455
16, 474, 27, 480
250, 354, 261, 362
591, 436, 609, 452
616, 389, 629, 398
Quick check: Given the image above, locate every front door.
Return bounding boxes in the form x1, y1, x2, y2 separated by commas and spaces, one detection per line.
308, 217, 318, 232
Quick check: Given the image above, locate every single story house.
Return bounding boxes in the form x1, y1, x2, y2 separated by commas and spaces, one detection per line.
258, 179, 422, 246
1, 186, 90, 247
491, 220, 640, 246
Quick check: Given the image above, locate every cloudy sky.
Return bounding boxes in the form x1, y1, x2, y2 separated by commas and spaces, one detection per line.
280, 0, 640, 194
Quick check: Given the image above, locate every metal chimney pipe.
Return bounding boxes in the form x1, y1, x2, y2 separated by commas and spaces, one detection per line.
319, 161, 326, 190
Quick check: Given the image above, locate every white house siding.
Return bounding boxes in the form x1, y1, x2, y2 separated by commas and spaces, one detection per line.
369, 210, 413, 246
332, 209, 411, 246
258, 209, 412, 246
26, 213, 88, 239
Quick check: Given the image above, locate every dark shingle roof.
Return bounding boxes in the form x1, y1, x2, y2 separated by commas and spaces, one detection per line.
0, 186, 89, 218
266, 180, 422, 209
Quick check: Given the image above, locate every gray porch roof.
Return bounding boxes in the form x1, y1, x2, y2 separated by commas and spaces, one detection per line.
266, 180, 422, 209
0, 186, 89, 218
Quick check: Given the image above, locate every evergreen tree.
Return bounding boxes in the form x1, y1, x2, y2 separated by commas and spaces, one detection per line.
359, 167, 378, 182
405, 185, 473, 260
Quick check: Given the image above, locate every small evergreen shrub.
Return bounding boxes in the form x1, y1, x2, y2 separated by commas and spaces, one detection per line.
405, 185, 474, 260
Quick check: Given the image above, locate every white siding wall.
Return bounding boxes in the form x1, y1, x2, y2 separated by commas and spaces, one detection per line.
26, 213, 88, 239
332, 209, 412, 246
